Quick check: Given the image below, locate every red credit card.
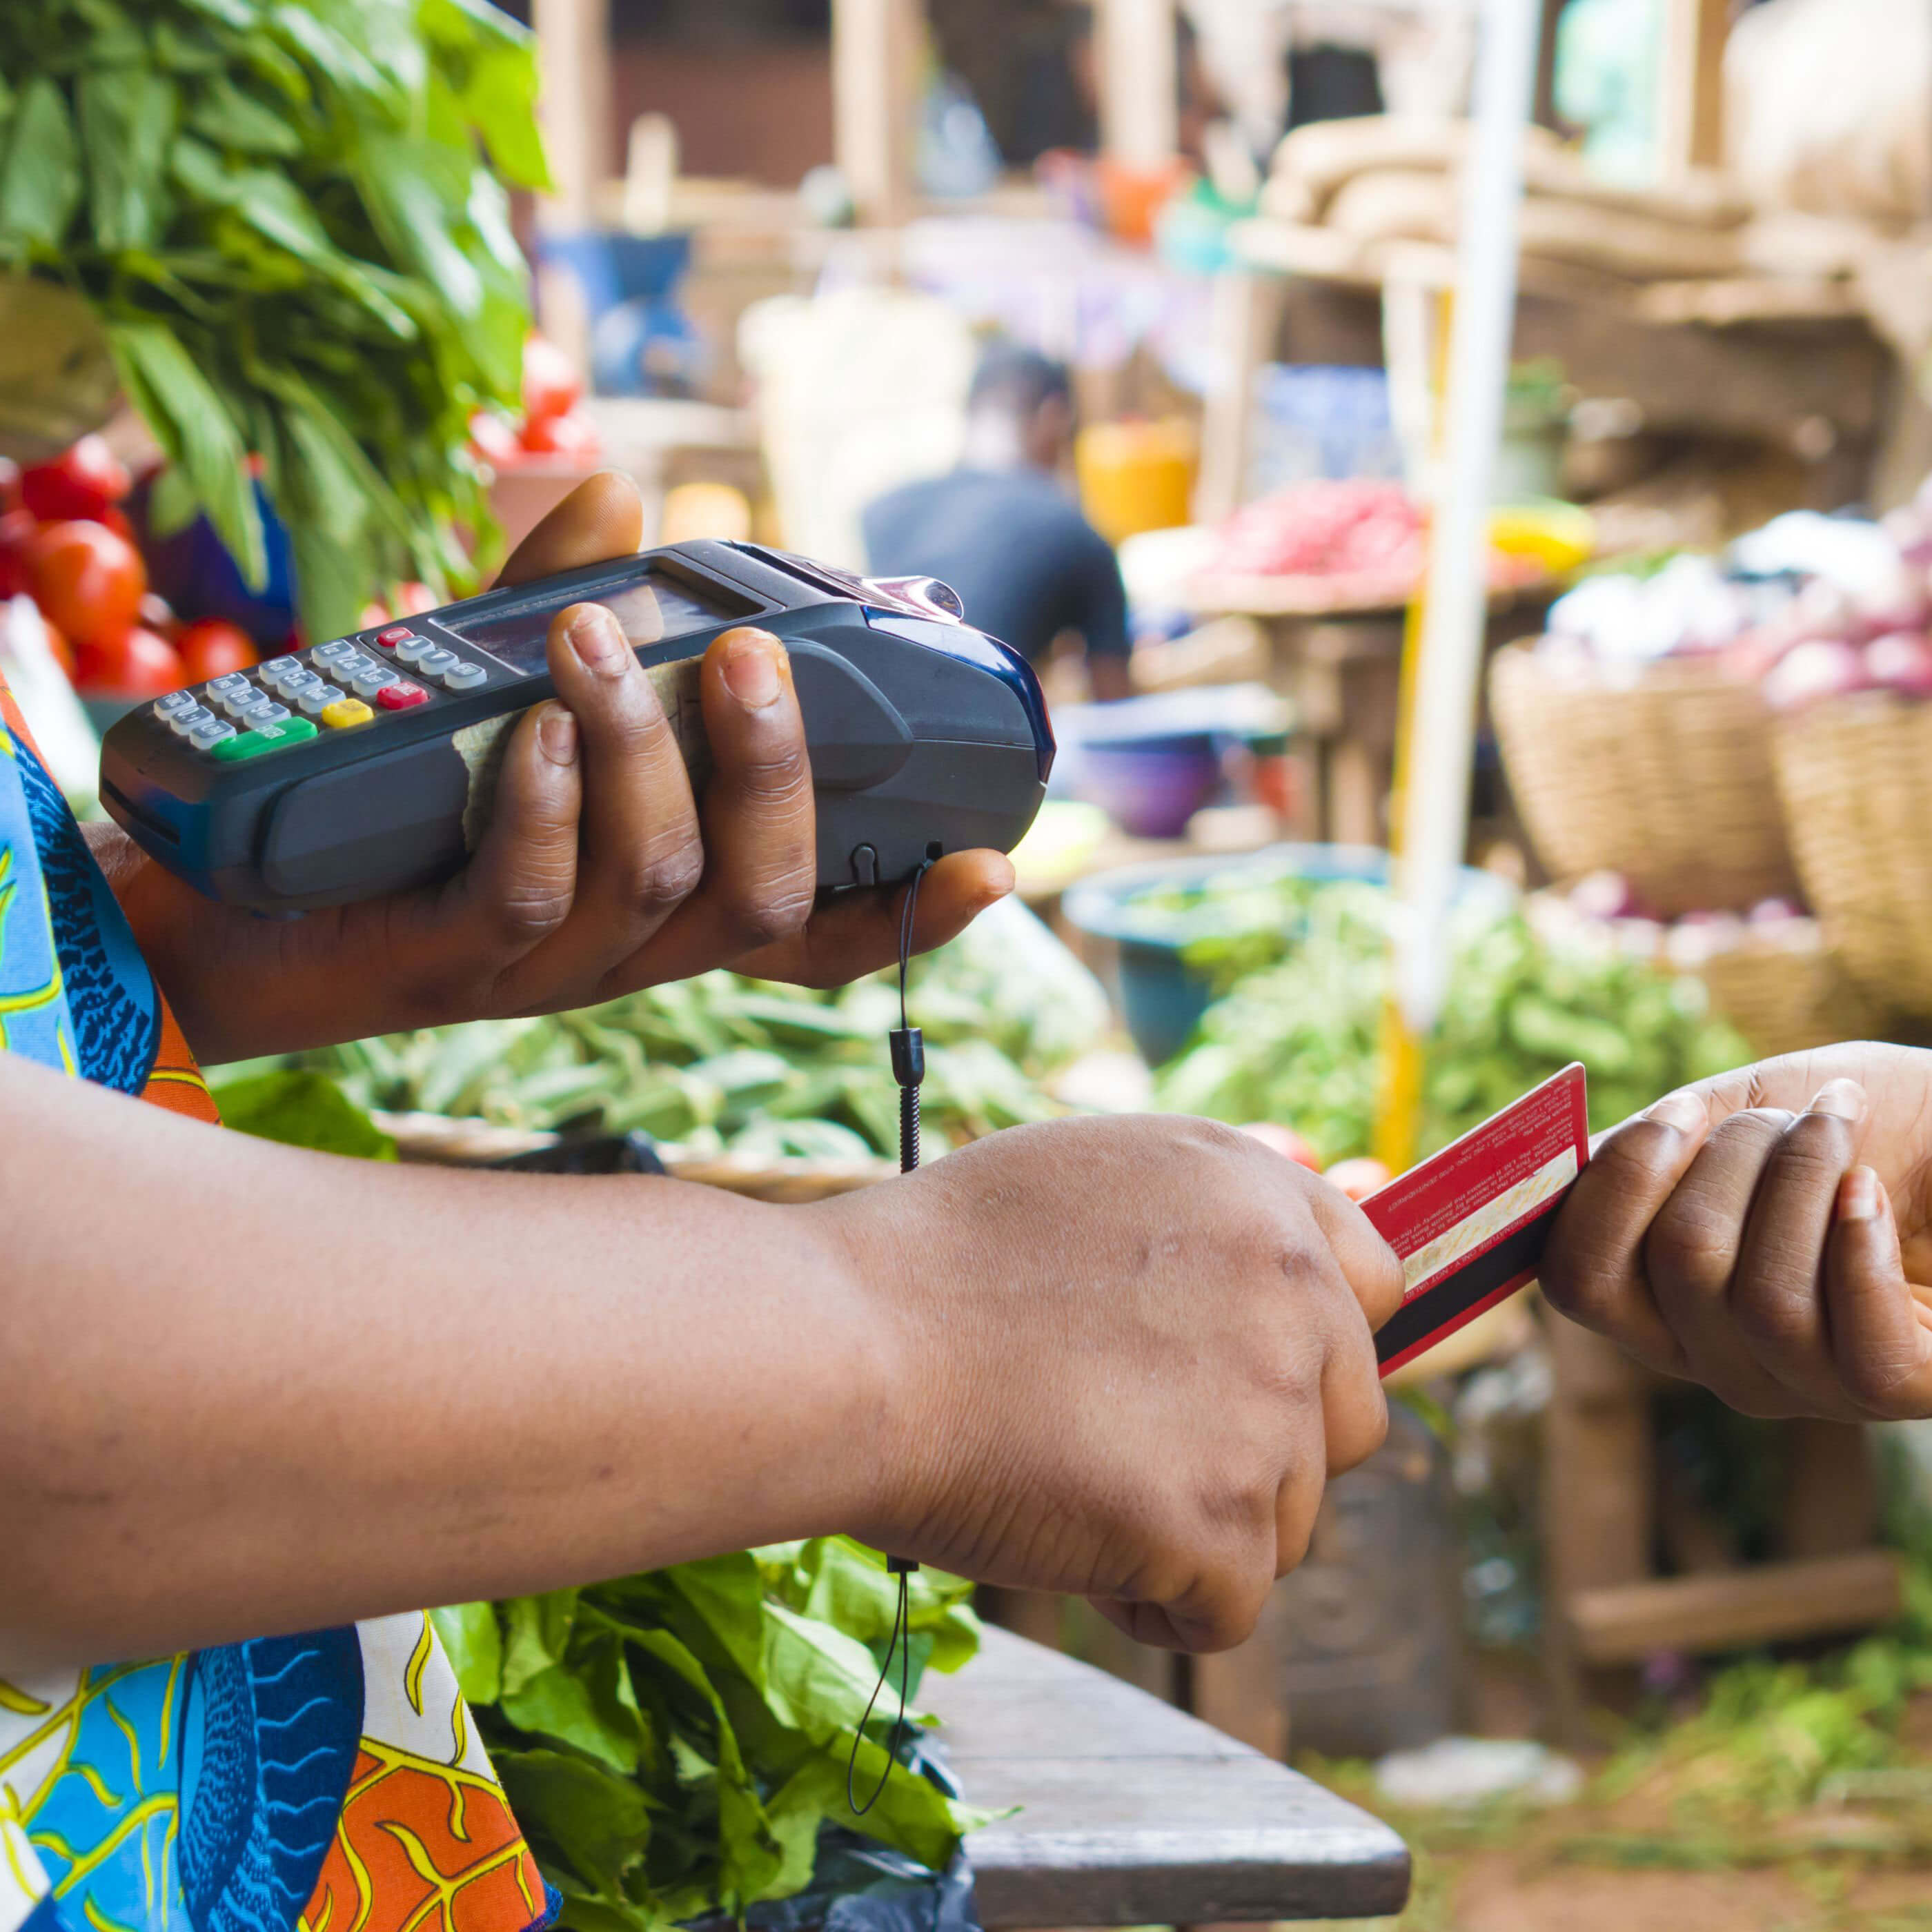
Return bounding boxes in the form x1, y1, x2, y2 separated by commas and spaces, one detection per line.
1363, 1063, 1589, 1376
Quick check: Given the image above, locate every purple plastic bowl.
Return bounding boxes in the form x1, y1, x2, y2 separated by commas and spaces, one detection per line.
1074, 740, 1227, 839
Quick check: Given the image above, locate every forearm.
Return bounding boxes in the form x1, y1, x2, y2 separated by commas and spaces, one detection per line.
0, 1050, 895, 1667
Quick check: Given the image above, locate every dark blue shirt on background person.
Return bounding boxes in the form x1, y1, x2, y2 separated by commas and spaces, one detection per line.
861, 345, 1132, 701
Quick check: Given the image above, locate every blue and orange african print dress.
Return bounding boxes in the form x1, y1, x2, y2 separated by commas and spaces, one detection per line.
0, 672, 555, 1932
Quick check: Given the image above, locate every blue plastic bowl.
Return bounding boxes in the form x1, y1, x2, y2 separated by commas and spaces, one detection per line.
1062, 844, 1517, 1067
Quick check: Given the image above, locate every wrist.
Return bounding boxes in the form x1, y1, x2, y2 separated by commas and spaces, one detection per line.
807, 1184, 946, 1555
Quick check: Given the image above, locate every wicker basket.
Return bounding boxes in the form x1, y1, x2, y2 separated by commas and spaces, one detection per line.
1690, 930, 1877, 1057
1491, 644, 1798, 916
1773, 695, 1932, 1021
374, 1110, 894, 1202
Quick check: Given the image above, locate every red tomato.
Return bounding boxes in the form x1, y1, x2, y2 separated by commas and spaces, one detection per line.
0, 457, 19, 514
0, 507, 37, 599
1238, 1122, 1323, 1171
28, 520, 147, 648
358, 600, 393, 631
520, 407, 600, 462
176, 617, 259, 683
1323, 1156, 1393, 1203
139, 592, 181, 642
521, 334, 581, 424
469, 410, 525, 470
392, 580, 437, 617
21, 435, 132, 522
77, 625, 183, 698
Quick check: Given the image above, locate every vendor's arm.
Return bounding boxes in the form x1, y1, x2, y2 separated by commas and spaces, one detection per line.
88, 473, 1012, 1065
0, 1061, 1401, 1668
1541, 1045, 1932, 1419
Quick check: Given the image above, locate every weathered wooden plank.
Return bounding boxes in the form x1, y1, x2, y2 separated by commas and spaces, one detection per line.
1569, 1550, 1904, 1664
923, 1627, 1411, 1926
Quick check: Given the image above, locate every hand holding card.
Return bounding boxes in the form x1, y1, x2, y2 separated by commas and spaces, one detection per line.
1361, 1065, 1590, 1376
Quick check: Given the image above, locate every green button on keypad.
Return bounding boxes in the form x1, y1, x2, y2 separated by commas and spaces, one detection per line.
210, 716, 319, 760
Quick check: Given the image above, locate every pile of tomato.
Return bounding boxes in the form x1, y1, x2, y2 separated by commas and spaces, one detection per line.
468, 335, 602, 471
4, 336, 596, 703
0, 437, 265, 698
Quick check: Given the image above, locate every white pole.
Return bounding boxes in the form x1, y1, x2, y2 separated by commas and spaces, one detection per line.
1391, 0, 1541, 1036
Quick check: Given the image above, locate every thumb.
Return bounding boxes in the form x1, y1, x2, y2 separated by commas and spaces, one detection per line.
1827, 1170, 1932, 1419
1312, 1186, 1406, 1333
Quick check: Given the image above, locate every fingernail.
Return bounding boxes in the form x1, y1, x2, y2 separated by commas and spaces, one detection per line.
720, 631, 782, 708
567, 604, 628, 676
1646, 1091, 1706, 1136
1840, 1165, 1880, 1221
538, 702, 578, 765
979, 856, 1017, 905
1808, 1076, 1867, 1123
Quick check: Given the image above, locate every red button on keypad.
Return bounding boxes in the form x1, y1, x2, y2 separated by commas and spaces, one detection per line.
377, 681, 428, 710
375, 627, 415, 648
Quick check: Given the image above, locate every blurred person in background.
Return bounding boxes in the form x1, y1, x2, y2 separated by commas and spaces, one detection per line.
862, 344, 1132, 702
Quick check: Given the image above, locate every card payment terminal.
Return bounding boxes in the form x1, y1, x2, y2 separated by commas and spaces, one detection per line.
99, 540, 1054, 911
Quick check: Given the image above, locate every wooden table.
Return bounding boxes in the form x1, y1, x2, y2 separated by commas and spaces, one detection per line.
921, 1626, 1411, 1926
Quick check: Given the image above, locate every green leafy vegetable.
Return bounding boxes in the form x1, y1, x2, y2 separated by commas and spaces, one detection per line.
0, 0, 547, 640
289, 900, 1109, 1161
1151, 875, 1750, 1161
211, 1067, 398, 1157
459, 1544, 986, 1929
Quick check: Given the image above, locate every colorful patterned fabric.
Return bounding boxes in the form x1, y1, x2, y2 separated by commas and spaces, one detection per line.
0, 673, 554, 1932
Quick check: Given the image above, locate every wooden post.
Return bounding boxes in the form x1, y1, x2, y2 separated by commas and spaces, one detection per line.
1196, 268, 1283, 522
1095, 0, 1179, 168
1659, 0, 1728, 174
1541, 1316, 1654, 1747
530, 0, 609, 376
531, 0, 611, 229
834, 0, 923, 226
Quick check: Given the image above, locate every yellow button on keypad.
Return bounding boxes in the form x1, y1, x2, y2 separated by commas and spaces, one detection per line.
321, 698, 374, 730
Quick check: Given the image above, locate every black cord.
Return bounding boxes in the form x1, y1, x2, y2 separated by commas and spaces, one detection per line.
889, 860, 931, 1176
845, 1559, 915, 1817
847, 862, 933, 1815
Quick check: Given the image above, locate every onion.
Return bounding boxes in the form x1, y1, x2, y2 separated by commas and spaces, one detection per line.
1568, 870, 1635, 920
1792, 577, 1857, 639
1863, 631, 1932, 698
1763, 636, 1869, 712
1666, 914, 1745, 968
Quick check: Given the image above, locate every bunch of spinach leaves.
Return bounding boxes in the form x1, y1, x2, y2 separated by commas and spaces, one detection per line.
0, 0, 544, 641
432, 1546, 987, 1930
